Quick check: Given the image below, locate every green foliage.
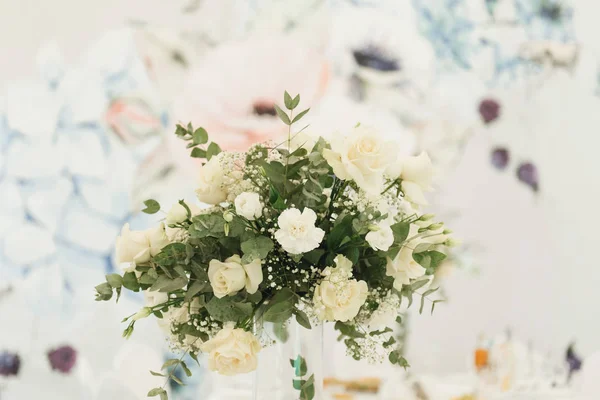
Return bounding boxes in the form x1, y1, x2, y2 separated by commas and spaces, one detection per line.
389, 350, 410, 369
142, 199, 160, 214
413, 250, 446, 274
189, 214, 225, 239
205, 296, 252, 322
262, 288, 296, 323
241, 235, 273, 263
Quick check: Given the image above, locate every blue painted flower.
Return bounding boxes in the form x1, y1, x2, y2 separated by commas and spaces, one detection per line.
411, 0, 477, 70
514, 0, 575, 41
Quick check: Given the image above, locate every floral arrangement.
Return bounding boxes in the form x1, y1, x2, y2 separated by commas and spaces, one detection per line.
95, 92, 455, 399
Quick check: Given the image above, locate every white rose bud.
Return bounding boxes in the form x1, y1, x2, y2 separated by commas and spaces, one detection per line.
200, 323, 261, 376
274, 208, 325, 254
365, 223, 394, 251
234, 192, 263, 221
115, 223, 151, 271
196, 155, 227, 205
208, 255, 263, 298
132, 307, 152, 321
166, 202, 189, 225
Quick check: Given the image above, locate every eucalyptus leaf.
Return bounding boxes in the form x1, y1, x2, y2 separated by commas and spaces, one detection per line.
274, 104, 291, 125
292, 108, 310, 124
142, 199, 160, 214
192, 127, 208, 145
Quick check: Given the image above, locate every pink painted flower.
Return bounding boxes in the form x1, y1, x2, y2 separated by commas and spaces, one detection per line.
172, 37, 329, 152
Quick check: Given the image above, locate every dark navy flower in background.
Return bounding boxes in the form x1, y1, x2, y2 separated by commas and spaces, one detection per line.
0, 351, 21, 377
491, 147, 510, 170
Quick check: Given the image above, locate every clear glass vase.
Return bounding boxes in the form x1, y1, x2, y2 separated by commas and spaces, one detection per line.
253, 319, 324, 400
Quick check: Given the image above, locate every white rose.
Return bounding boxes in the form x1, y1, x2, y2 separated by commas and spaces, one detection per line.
386, 245, 427, 291
314, 255, 368, 322
208, 255, 263, 298
365, 223, 394, 251
196, 155, 227, 204
145, 222, 170, 257
234, 192, 262, 221
274, 208, 325, 254
115, 223, 151, 271
399, 152, 434, 206
200, 323, 261, 376
322, 125, 395, 196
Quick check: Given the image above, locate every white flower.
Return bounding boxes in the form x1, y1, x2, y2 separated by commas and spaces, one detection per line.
385, 231, 427, 290
366, 293, 400, 331
115, 223, 170, 272
200, 323, 261, 376
166, 202, 189, 225
274, 208, 325, 254
234, 192, 262, 221
208, 255, 263, 298
144, 289, 168, 308
322, 125, 396, 196
146, 223, 170, 257
115, 223, 151, 270
399, 152, 434, 206
132, 307, 152, 321
196, 155, 227, 204
313, 255, 368, 322
365, 223, 394, 251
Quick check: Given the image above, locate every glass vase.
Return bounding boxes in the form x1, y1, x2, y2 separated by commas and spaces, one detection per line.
253, 318, 324, 400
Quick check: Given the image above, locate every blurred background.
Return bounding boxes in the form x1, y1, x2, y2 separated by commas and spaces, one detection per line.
1, 0, 599, 399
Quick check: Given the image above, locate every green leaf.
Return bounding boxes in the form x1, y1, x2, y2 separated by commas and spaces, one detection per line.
142, 199, 160, 214
150, 370, 165, 377
180, 361, 192, 377
290, 355, 308, 376
327, 215, 353, 250
189, 352, 200, 367
138, 273, 158, 285
293, 379, 306, 390
192, 127, 208, 145
122, 272, 140, 292
431, 299, 444, 315
291, 94, 300, 109
147, 388, 167, 398
162, 359, 181, 370
334, 321, 365, 339
150, 275, 188, 293
190, 214, 226, 239
190, 147, 206, 158
391, 221, 410, 244
175, 124, 188, 137
292, 108, 310, 124
273, 322, 289, 343
241, 235, 274, 262
184, 280, 206, 302
294, 309, 312, 330
170, 374, 184, 386
206, 142, 221, 160
274, 104, 291, 125
263, 300, 294, 323
413, 250, 446, 271
284, 91, 294, 110
105, 273, 123, 288
95, 282, 113, 301
410, 278, 430, 291
302, 249, 324, 265
205, 296, 253, 322
153, 243, 188, 266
